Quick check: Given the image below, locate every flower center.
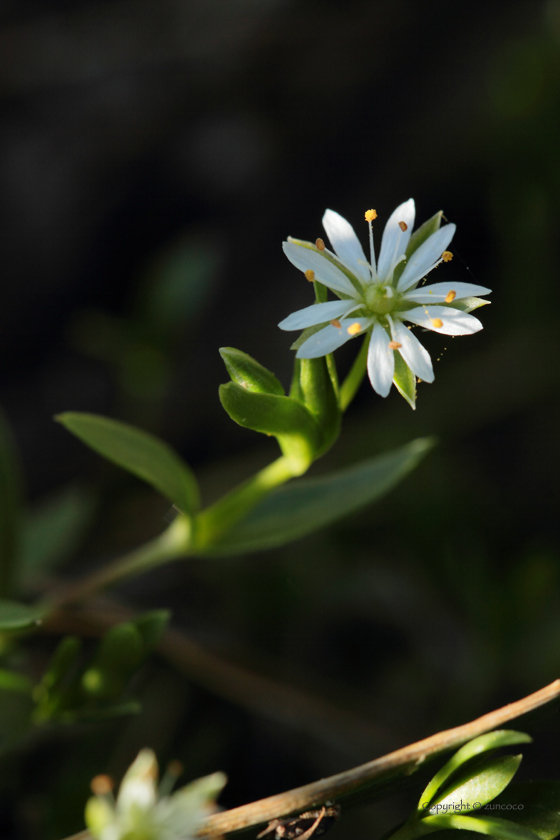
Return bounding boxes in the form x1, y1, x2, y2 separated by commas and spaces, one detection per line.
365, 283, 397, 316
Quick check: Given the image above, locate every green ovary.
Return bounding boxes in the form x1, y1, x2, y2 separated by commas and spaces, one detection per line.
365, 283, 398, 316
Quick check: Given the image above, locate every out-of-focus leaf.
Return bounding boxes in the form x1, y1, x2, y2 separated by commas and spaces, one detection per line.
56, 413, 199, 514
132, 610, 170, 650
0, 599, 43, 630
420, 731, 532, 811
0, 409, 23, 597
142, 234, 222, 329
0, 686, 34, 752
0, 668, 32, 694
20, 485, 94, 578
494, 781, 560, 840
205, 437, 434, 555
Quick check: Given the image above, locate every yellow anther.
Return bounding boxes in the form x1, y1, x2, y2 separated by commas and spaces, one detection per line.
305, 269, 315, 282
315, 238, 326, 251
388, 340, 402, 349
91, 775, 114, 796
331, 319, 341, 328
347, 322, 362, 335
442, 250, 453, 262
398, 221, 408, 232
431, 318, 443, 328
445, 290, 456, 303
365, 209, 378, 222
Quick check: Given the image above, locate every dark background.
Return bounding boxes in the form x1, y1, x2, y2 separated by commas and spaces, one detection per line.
1, 1, 560, 837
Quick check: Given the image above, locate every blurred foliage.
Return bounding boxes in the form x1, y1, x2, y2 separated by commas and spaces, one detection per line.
0, 2, 559, 839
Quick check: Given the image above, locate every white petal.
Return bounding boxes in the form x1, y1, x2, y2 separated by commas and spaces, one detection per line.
403, 305, 483, 336
322, 209, 370, 282
391, 320, 434, 382
283, 242, 360, 298
296, 317, 372, 359
403, 280, 491, 303
397, 224, 456, 291
367, 321, 394, 397
278, 300, 358, 330
377, 199, 415, 281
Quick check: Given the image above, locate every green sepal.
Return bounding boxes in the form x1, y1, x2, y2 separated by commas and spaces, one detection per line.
219, 382, 321, 471
219, 348, 284, 396
56, 412, 200, 514
394, 211, 443, 285
290, 323, 326, 352
393, 353, 417, 410
449, 297, 491, 314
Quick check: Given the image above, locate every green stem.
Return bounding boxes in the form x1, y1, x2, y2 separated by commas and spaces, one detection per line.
43, 515, 192, 610
194, 455, 300, 550
339, 334, 369, 412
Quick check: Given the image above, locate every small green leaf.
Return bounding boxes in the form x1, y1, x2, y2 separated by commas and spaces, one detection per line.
422, 814, 540, 840
424, 754, 522, 816
0, 599, 43, 630
420, 731, 532, 811
56, 413, 200, 514
219, 348, 285, 395
393, 353, 417, 410
219, 382, 321, 468
205, 437, 434, 555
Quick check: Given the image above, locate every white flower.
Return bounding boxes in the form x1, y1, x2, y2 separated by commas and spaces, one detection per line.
279, 200, 491, 402
85, 749, 227, 840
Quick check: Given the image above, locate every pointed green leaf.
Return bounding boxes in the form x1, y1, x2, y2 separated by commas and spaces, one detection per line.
424, 754, 522, 816
420, 731, 532, 811
422, 814, 541, 840
219, 348, 285, 395
205, 437, 434, 555
0, 599, 44, 630
56, 413, 199, 514
393, 352, 417, 410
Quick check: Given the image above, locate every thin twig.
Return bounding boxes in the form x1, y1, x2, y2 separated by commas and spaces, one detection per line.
197, 680, 560, 836
59, 680, 560, 840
